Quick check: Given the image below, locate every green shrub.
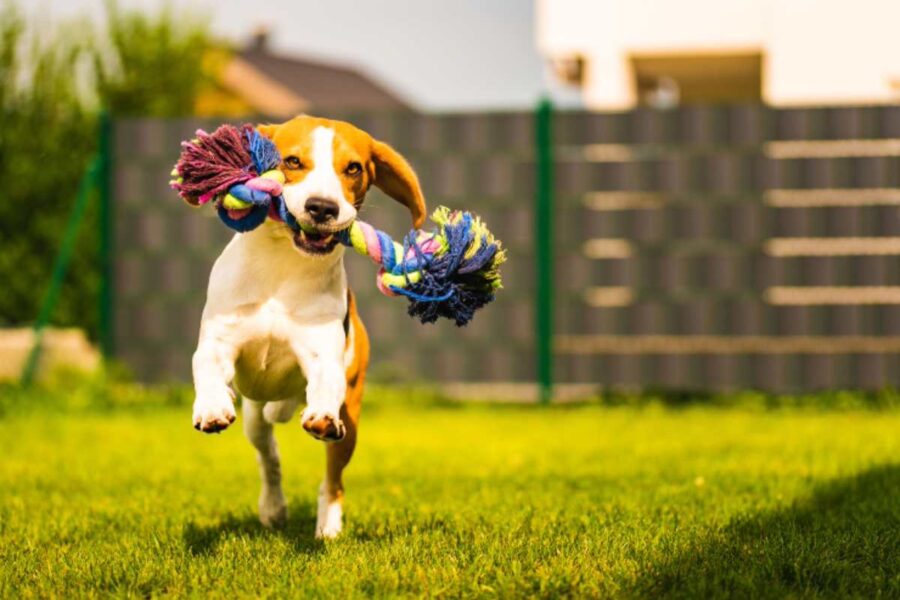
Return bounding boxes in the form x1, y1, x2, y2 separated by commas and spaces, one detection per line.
0, 4, 98, 334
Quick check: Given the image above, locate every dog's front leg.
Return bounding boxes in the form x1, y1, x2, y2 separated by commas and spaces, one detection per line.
291, 321, 347, 442
191, 321, 239, 433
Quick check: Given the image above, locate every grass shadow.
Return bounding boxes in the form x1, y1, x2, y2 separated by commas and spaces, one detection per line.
182, 497, 323, 557
634, 464, 900, 598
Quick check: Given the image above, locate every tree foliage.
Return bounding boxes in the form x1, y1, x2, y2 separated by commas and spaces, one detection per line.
0, 1, 210, 337
95, 1, 209, 117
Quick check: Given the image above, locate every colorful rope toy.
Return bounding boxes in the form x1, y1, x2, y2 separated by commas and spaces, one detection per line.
170, 124, 505, 326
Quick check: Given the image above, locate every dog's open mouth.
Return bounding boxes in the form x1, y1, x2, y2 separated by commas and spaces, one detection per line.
291, 228, 340, 255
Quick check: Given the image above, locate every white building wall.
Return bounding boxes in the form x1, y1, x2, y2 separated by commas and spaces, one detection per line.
537, 0, 900, 108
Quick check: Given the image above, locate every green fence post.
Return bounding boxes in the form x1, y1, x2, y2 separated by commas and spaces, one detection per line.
534, 98, 555, 404
21, 158, 101, 385
98, 110, 114, 358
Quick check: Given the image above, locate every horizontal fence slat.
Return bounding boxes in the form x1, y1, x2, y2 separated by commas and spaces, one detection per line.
556, 334, 900, 354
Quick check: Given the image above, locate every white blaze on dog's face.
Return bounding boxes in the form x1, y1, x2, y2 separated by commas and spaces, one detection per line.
258, 116, 426, 256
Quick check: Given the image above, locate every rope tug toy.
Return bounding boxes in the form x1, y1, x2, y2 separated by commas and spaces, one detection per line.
170, 124, 505, 326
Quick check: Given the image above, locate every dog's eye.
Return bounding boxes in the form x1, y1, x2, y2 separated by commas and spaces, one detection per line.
345, 162, 362, 176
283, 155, 303, 170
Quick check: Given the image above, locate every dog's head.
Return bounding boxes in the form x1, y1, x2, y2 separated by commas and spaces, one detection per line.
257, 116, 426, 256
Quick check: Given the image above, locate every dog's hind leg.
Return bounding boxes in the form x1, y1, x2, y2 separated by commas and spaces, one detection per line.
317, 305, 368, 539
243, 399, 287, 528
317, 402, 360, 539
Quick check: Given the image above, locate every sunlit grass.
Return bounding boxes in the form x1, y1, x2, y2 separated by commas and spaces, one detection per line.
1, 395, 898, 597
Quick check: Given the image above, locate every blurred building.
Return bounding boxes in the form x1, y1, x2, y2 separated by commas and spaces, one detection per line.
537, 0, 900, 109
196, 29, 411, 117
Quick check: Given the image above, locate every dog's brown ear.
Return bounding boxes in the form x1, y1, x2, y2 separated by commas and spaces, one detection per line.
371, 140, 426, 228
257, 123, 278, 139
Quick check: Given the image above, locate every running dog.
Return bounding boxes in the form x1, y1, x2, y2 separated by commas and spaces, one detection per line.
190, 115, 425, 538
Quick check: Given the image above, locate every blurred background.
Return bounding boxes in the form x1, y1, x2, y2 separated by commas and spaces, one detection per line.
4, 0, 900, 399
4, 2, 900, 596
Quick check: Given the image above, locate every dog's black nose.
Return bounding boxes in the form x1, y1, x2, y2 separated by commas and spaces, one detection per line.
305, 197, 340, 223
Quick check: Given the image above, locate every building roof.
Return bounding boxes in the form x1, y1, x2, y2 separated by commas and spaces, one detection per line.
234, 34, 412, 113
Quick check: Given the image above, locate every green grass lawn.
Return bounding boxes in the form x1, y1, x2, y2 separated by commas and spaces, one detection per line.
1, 395, 899, 598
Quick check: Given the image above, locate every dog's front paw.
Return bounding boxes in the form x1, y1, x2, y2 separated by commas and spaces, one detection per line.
192, 389, 237, 433
301, 407, 345, 442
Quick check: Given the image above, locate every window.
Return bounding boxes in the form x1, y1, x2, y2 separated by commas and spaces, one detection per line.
631, 52, 763, 107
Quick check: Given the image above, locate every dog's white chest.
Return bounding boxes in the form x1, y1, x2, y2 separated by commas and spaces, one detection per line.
197, 225, 349, 402
237, 298, 295, 341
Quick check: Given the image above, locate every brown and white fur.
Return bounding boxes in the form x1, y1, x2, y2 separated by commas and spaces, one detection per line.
190, 116, 425, 538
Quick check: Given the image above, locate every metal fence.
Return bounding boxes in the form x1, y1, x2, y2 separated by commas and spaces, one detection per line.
110, 104, 900, 392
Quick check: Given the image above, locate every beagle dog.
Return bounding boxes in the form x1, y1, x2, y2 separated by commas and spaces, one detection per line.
190, 115, 426, 538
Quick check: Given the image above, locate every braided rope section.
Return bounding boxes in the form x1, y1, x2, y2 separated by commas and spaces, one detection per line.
170, 123, 505, 326
337, 209, 505, 325
169, 124, 286, 232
